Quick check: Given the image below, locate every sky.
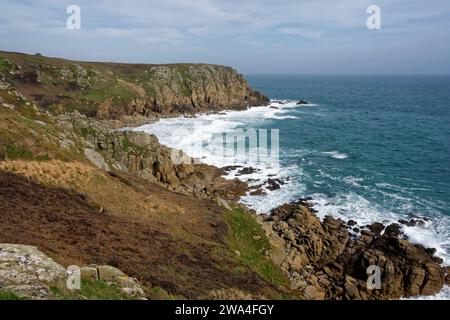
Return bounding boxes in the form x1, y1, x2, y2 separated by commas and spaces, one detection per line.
0, 0, 450, 74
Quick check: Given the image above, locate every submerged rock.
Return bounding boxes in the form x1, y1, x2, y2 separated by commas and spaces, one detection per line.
249, 188, 267, 196
296, 99, 309, 105
236, 167, 258, 176
398, 218, 427, 227
266, 178, 284, 191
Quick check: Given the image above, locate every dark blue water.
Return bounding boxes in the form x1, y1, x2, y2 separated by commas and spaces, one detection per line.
245, 75, 450, 263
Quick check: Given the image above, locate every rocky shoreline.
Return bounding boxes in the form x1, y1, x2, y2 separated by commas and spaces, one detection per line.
255, 199, 449, 299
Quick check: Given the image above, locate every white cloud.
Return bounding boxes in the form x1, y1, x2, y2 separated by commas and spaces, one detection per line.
1, 0, 450, 73
279, 27, 323, 39
187, 26, 210, 37
97, 27, 186, 45
2, 0, 450, 43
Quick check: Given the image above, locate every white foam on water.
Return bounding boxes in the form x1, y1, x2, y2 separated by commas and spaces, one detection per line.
404, 285, 450, 300
342, 176, 364, 187
309, 192, 398, 224
322, 151, 349, 159
267, 115, 299, 120
403, 225, 449, 262
132, 100, 302, 169
239, 164, 307, 213
271, 99, 317, 108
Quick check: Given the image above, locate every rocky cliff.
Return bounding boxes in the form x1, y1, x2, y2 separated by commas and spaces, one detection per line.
56, 111, 248, 200
0, 51, 269, 123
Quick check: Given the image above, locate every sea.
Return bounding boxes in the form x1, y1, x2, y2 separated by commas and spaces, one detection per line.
132, 75, 450, 299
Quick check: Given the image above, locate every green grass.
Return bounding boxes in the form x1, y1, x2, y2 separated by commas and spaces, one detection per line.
121, 135, 146, 155
223, 208, 289, 287
5, 144, 34, 160
50, 280, 139, 300
124, 69, 158, 97
176, 65, 190, 81
84, 82, 139, 103
61, 102, 98, 118
0, 291, 27, 300
176, 65, 192, 97
62, 81, 143, 116
0, 59, 11, 73
142, 83, 157, 97
4, 143, 49, 161
145, 286, 184, 300
1, 282, 134, 300
75, 125, 98, 139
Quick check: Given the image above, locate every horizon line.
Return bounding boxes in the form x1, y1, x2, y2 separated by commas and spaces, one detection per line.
244, 73, 450, 76
2, 49, 449, 77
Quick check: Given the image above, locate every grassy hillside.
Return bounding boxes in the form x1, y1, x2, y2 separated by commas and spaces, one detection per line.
0, 51, 268, 121
0, 162, 293, 299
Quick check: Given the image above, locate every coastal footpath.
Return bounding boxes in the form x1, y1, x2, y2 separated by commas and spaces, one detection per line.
0, 51, 448, 300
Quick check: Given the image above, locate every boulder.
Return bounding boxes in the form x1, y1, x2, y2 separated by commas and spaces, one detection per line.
97, 265, 126, 282
83, 148, 110, 171
80, 266, 99, 282
93, 265, 146, 298
266, 178, 284, 191
347, 220, 358, 227
249, 188, 266, 196
444, 266, 450, 286
0, 244, 146, 300
0, 244, 66, 299
344, 276, 362, 300
236, 167, 258, 175
367, 222, 385, 235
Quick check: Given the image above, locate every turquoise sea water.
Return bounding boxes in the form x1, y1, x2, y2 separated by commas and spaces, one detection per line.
134, 75, 450, 268
246, 74, 450, 262
246, 75, 450, 216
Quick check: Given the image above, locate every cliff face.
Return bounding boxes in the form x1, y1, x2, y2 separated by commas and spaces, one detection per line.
56, 111, 248, 200
140, 64, 268, 114
0, 51, 269, 121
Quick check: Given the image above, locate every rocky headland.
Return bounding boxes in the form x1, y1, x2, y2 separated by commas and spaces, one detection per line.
0, 51, 269, 125
0, 51, 448, 300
